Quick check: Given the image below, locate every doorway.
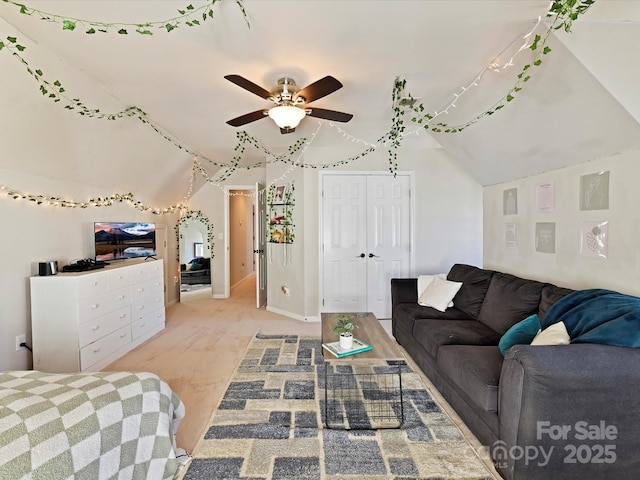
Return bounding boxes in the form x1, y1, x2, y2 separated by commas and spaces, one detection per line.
225, 187, 258, 300
320, 172, 414, 319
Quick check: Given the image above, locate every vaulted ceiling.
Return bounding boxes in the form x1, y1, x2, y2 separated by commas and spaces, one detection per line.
1, 1, 639, 204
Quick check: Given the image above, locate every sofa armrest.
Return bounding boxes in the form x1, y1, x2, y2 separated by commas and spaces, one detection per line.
498, 344, 640, 480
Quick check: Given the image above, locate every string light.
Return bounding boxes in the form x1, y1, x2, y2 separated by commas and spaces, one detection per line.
1, 0, 598, 204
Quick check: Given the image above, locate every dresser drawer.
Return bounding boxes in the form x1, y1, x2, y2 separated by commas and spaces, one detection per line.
77, 273, 108, 299
130, 277, 163, 303
131, 294, 164, 321
78, 306, 131, 348
78, 286, 131, 321
80, 325, 131, 370
144, 260, 163, 279
107, 269, 130, 291
132, 309, 165, 341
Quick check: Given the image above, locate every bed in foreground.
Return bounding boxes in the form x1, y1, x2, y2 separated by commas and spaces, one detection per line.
0, 370, 186, 479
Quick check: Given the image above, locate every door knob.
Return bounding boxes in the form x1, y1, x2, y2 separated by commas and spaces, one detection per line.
368, 253, 379, 258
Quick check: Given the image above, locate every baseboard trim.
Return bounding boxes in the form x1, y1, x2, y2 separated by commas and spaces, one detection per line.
266, 306, 320, 323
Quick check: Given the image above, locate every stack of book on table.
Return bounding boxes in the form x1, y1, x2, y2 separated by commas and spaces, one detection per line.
322, 337, 373, 358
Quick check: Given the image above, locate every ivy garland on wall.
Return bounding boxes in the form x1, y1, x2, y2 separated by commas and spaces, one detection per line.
175, 210, 215, 261
0, 186, 186, 213
2, 0, 249, 34
0, 0, 595, 208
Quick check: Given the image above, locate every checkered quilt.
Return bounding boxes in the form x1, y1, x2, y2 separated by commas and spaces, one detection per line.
0, 371, 185, 480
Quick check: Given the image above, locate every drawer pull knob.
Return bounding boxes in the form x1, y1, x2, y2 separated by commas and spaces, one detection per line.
93, 347, 101, 353
119, 314, 126, 319
91, 304, 99, 309
120, 333, 127, 338
92, 325, 100, 331
138, 288, 145, 293
118, 295, 125, 300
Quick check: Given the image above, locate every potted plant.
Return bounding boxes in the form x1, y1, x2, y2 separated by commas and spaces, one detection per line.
333, 314, 358, 350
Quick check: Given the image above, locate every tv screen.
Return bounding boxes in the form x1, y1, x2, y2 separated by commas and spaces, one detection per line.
94, 222, 156, 262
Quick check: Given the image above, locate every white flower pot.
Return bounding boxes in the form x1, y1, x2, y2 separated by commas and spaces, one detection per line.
339, 334, 353, 350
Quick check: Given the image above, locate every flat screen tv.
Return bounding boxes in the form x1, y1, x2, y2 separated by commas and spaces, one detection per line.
94, 222, 156, 262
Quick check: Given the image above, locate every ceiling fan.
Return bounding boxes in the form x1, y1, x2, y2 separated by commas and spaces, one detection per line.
224, 74, 353, 134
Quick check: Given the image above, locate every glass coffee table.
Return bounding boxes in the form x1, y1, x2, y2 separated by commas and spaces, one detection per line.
321, 312, 406, 429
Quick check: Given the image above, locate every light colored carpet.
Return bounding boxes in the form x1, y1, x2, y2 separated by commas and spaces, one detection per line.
104, 274, 320, 453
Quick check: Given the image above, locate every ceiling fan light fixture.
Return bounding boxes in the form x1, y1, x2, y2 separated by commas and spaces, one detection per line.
268, 105, 306, 129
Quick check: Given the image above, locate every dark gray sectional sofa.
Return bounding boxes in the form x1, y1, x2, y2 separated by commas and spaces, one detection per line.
391, 263, 640, 480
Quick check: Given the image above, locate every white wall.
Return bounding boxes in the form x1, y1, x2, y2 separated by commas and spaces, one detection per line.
0, 142, 483, 370
264, 163, 306, 319
484, 150, 640, 295
0, 169, 180, 371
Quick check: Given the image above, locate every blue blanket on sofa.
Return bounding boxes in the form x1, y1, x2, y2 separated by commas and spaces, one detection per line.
541, 289, 640, 347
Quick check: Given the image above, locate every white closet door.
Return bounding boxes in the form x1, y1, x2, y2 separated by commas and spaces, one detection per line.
366, 175, 411, 318
322, 175, 368, 313
321, 173, 411, 318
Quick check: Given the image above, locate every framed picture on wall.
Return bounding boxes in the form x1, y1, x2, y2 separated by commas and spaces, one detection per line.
503, 188, 517, 215
580, 171, 609, 211
580, 221, 608, 258
535, 222, 555, 254
273, 185, 286, 204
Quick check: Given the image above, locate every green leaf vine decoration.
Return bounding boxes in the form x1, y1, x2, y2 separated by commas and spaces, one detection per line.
0, 0, 595, 183
1, 0, 249, 34
396, 0, 596, 136
175, 210, 215, 261
548, 0, 595, 32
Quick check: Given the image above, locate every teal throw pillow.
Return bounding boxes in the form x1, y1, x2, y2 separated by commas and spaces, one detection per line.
499, 314, 541, 356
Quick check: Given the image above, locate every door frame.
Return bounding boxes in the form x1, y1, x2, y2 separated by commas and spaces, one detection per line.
154, 224, 169, 306
224, 184, 260, 299
318, 170, 416, 316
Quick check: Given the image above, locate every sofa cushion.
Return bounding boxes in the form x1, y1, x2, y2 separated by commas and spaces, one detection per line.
437, 345, 503, 412
477, 272, 546, 335
499, 314, 541, 356
447, 264, 494, 320
417, 274, 452, 308
418, 276, 463, 312
394, 303, 472, 324
413, 318, 502, 359
538, 284, 574, 321
531, 321, 570, 346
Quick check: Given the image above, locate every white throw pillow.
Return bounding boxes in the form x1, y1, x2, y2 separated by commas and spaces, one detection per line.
418, 276, 463, 312
530, 321, 570, 346
417, 274, 452, 307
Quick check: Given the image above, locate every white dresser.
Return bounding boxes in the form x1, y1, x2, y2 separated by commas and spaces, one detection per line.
30, 259, 165, 373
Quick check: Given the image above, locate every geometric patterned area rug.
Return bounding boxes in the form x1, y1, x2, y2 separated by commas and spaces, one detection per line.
182, 334, 497, 480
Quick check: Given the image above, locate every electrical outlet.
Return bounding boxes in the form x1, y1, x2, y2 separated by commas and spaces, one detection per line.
16, 333, 26, 351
